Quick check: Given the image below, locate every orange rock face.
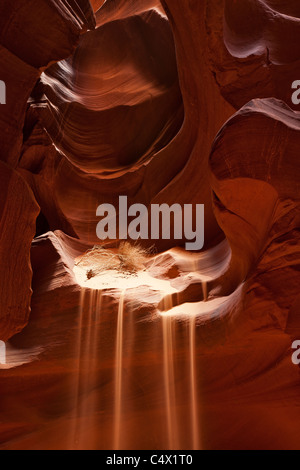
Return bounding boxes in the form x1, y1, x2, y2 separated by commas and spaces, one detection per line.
0, 0, 300, 450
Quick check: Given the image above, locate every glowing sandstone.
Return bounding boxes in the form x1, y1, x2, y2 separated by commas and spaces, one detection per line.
0, 0, 300, 451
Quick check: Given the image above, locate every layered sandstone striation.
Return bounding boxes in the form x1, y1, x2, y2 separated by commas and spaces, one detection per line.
0, 0, 95, 341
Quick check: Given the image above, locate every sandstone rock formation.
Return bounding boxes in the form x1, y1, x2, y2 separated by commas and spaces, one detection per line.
0, 0, 299, 450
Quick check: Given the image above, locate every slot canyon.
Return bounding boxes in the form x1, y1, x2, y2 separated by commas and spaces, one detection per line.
0, 0, 300, 450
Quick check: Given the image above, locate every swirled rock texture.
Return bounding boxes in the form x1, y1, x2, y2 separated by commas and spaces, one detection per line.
0, 0, 95, 342
0, 0, 300, 451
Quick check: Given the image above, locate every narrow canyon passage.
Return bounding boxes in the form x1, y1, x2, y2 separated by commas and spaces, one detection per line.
0, 0, 300, 451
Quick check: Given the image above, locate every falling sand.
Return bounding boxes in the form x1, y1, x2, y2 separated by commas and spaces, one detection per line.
113, 291, 125, 450
70, 242, 238, 449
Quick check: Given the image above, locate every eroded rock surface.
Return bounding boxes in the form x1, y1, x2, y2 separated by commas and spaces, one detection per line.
0, 0, 300, 450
